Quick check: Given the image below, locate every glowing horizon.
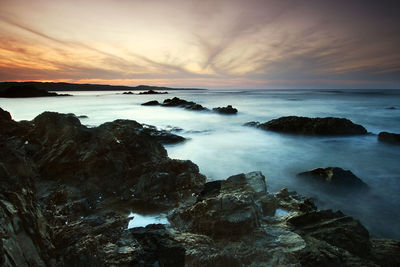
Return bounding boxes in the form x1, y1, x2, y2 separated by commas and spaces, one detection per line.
1, 0, 399, 89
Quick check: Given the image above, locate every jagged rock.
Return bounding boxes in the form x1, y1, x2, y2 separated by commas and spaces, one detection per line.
245, 116, 367, 136
212, 105, 238, 114
141, 100, 160, 106
297, 167, 368, 191
139, 90, 168, 95
0, 85, 70, 98
378, 131, 400, 144
162, 97, 207, 111
169, 172, 276, 237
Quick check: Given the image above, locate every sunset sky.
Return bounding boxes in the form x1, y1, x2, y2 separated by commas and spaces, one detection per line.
1, 0, 399, 89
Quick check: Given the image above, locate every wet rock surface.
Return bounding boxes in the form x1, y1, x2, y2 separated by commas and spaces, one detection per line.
378, 131, 400, 144
297, 167, 368, 191
1, 108, 399, 266
245, 116, 368, 136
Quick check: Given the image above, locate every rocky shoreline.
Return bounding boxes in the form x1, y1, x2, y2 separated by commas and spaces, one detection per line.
1, 107, 399, 266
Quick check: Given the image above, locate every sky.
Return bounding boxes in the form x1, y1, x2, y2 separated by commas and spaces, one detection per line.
0, 0, 399, 89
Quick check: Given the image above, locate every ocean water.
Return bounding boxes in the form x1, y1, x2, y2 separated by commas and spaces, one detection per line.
1, 89, 400, 238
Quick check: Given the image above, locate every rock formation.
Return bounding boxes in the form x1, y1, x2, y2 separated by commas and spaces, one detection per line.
0, 107, 398, 266
245, 116, 368, 136
378, 131, 400, 144
297, 167, 368, 191
212, 105, 238, 114
139, 90, 168, 95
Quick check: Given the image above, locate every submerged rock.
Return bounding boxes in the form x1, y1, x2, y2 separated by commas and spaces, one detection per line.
297, 167, 368, 191
0, 85, 70, 98
245, 116, 367, 136
378, 131, 400, 144
212, 105, 238, 114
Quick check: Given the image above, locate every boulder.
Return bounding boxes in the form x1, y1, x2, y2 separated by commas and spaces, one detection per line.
297, 167, 368, 191
169, 172, 276, 237
212, 105, 238, 114
378, 131, 400, 144
141, 100, 160, 106
245, 116, 367, 136
162, 97, 207, 111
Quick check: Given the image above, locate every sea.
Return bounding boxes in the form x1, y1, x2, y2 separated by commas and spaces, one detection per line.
1, 89, 400, 238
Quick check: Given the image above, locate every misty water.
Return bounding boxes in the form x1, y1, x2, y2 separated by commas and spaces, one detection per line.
1, 89, 400, 238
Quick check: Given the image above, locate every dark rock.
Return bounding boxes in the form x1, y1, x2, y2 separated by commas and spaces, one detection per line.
142, 124, 186, 144
130, 224, 185, 267
213, 105, 238, 114
77, 115, 88, 119
385, 106, 396, 110
371, 239, 400, 267
297, 167, 368, 191
169, 172, 276, 238
378, 131, 400, 144
139, 90, 168, 95
122, 91, 134, 95
162, 97, 207, 111
0, 85, 71, 98
246, 116, 367, 136
288, 209, 371, 258
141, 100, 160, 106
0, 107, 11, 121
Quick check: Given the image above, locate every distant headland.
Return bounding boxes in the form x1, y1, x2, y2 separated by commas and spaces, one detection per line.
0, 81, 206, 92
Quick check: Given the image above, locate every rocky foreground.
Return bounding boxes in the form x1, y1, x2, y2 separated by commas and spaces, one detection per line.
0, 108, 399, 266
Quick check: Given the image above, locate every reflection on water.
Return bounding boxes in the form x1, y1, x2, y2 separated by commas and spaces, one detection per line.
1, 89, 400, 238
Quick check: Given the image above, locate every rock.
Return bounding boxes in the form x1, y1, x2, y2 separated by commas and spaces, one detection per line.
141, 100, 160, 106
1, 108, 399, 266
122, 91, 134, 95
370, 239, 400, 267
130, 224, 185, 266
0, 107, 11, 121
212, 105, 238, 114
297, 167, 368, 191
378, 131, 400, 144
169, 172, 276, 237
385, 106, 396, 110
0, 85, 71, 98
288, 209, 373, 263
77, 115, 88, 119
162, 97, 207, 111
142, 124, 186, 144
139, 90, 168, 95
246, 116, 368, 136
